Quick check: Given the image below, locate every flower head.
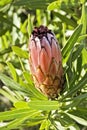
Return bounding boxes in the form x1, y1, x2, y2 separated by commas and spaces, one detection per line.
29, 25, 64, 98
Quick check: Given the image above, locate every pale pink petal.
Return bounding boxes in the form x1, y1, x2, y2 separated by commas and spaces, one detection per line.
29, 58, 35, 74
41, 36, 51, 62
39, 48, 50, 74
35, 37, 41, 51
29, 40, 38, 71
51, 39, 62, 63
35, 37, 41, 66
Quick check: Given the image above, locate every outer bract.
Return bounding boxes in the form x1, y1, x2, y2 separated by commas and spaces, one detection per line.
29, 25, 64, 99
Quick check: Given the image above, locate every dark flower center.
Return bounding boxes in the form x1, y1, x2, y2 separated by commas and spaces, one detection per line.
32, 25, 53, 39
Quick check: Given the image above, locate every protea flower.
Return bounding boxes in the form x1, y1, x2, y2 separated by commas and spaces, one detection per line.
29, 25, 64, 99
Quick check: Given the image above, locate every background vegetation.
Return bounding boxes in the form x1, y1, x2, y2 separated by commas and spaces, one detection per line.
0, 0, 87, 129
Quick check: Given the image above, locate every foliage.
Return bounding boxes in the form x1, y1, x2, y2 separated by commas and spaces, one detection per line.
0, 0, 87, 130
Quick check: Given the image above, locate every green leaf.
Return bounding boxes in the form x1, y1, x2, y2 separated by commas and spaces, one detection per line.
47, 0, 61, 10
14, 101, 29, 109
12, 46, 28, 59
0, 14, 11, 36
27, 84, 48, 100
28, 100, 61, 110
0, 0, 12, 6
36, 10, 42, 26
47, 0, 81, 11
82, 48, 87, 65
0, 47, 12, 56
0, 109, 40, 130
66, 113, 87, 126
56, 112, 77, 127
62, 73, 87, 99
62, 24, 83, 57
40, 119, 51, 130
0, 13, 19, 36
78, 34, 87, 42
70, 108, 87, 119
1, 118, 27, 130
28, 14, 33, 36
0, 73, 28, 94
7, 62, 18, 82
73, 93, 87, 101
25, 120, 43, 127
76, 54, 82, 76
23, 71, 33, 85
81, 4, 86, 35
54, 12, 77, 28
0, 108, 37, 121
0, 88, 19, 103
13, 0, 54, 9
20, 19, 28, 34
72, 44, 83, 62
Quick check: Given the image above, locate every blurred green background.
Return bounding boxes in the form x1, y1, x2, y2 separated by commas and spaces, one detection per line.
0, 0, 87, 130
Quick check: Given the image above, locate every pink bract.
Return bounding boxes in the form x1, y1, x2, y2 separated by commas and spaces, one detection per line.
29, 25, 64, 99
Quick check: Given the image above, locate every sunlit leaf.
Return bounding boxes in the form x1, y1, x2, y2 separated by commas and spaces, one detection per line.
0, 0, 12, 6
82, 48, 87, 65
0, 108, 37, 121
7, 62, 18, 82
40, 119, 51, 130
81, 4, 86, 35
47, 0, 61, 10
0, 109, 40, 130
12, 46, 28, 59
28, 14, 33, 36
14, 101, 29, 109
28, 100, 61, 110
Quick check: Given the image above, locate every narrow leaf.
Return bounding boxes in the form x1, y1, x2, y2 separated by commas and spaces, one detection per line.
47, 0, 61, 10
26, 84, 47, 100
72, 44, 83, 62
0, 108, 36, 121
0, 110, 40, 130
0, 73, 28, 94
12, 46, 28, 58
62, 73, 87, 99
81, 4, 86, 35
0, 88, 18, 103
62, 24, 83, 57
13, 0, 53, 9
7, 62, 18, 81
28, 14, 33, 37
66, 113, 87, 126
54, 12, 77, 27
28, 100, 61, 110
14, 101, 29, 109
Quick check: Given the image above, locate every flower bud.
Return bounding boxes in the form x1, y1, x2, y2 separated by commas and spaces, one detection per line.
29, 25, 64, 99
